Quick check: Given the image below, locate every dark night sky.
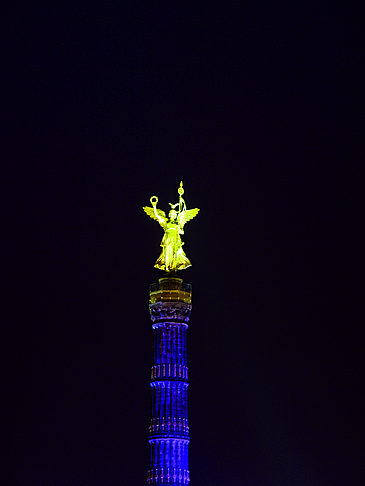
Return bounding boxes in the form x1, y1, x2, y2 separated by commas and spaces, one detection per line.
4, 3, 363, 485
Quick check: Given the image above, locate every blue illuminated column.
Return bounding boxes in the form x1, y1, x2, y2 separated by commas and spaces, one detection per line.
147, 276, 191, 485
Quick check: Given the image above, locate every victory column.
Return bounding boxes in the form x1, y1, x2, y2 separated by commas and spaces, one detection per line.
143, 182, 199, 485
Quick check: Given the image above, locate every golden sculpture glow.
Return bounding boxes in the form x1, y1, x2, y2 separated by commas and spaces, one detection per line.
143, 181, 199, 272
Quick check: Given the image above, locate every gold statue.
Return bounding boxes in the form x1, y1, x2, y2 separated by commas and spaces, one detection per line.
143, 181, 199, 272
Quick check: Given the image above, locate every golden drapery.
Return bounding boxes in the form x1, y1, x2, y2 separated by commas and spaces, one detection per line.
154, 222, 191, 271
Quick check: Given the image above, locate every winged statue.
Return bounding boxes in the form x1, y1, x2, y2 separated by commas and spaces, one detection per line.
143, 181, 200, 272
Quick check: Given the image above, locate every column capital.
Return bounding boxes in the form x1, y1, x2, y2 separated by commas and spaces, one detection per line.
149, 301, 192, 323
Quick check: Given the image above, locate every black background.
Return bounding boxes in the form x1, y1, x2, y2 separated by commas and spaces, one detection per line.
4, 3, 363, 485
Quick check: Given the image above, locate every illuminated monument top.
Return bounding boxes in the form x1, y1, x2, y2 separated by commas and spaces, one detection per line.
143, 182, 198, 485
143, 181, 200, 273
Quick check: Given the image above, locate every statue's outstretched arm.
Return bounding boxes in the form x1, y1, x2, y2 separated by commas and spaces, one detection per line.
151, 196, 165, 225
143, 197, 167, 228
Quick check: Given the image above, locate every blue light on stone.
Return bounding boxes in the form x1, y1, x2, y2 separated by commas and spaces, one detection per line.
147, 277, 191, 485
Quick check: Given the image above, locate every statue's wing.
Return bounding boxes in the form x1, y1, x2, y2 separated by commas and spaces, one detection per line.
177, 208, 200, 228
143, 206, 167, 226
